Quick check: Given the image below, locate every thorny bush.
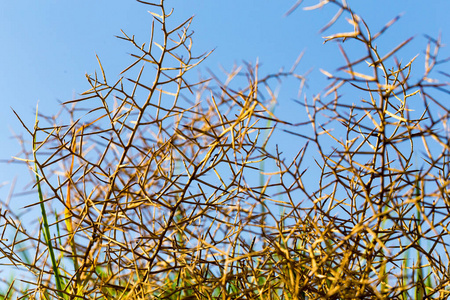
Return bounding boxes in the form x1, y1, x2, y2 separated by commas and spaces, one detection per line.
1, 0, 450, 299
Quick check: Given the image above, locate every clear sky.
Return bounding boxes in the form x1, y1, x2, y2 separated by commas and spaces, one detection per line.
0, 1, 449, 208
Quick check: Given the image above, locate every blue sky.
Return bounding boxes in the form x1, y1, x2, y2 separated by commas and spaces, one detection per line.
0, 1, 449, 206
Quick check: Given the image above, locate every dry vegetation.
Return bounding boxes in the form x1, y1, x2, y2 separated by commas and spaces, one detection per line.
1, 0, 450, 299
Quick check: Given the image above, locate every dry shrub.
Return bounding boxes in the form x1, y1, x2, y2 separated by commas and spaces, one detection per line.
1, 0, 449, 299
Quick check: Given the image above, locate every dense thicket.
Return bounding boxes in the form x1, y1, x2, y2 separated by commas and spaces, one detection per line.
1, 1, 449, 299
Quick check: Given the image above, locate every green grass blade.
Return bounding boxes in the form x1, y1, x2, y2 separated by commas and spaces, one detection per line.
33, 106, 66, 300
